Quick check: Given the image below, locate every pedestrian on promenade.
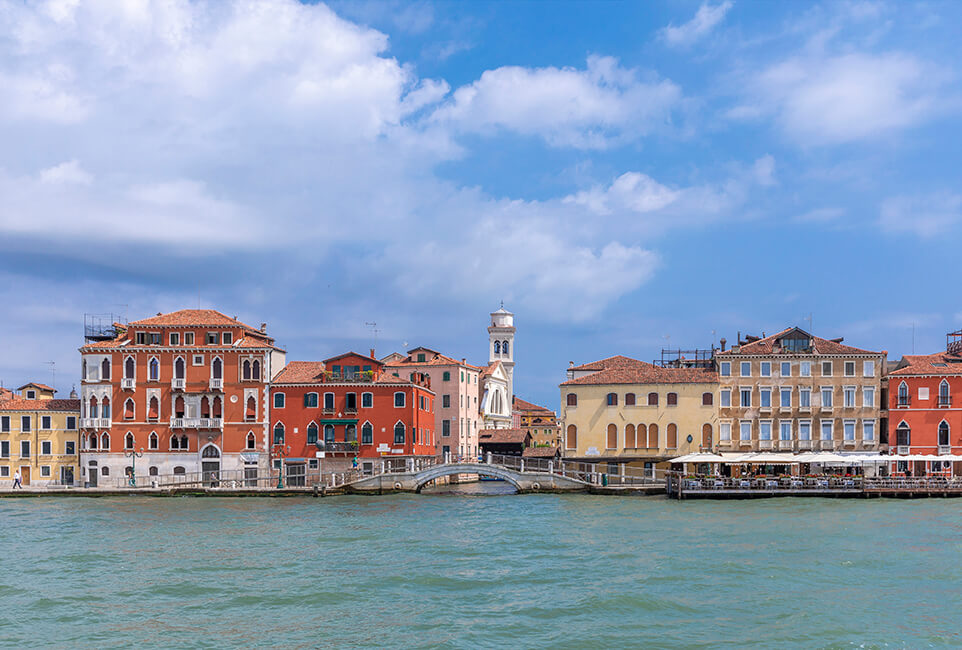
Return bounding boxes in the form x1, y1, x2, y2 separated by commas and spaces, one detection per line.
13, 470, 22, 489
352, 456, 358, 470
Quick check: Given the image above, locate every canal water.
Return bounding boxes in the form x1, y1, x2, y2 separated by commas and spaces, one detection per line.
1, 490, 959, 648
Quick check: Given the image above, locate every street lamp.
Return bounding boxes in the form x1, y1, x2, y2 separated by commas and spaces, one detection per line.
124, 447, 144, 487
272, 443, 291, 488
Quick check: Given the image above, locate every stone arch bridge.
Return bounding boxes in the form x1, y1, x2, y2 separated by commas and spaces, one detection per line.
346, 461, 589, 494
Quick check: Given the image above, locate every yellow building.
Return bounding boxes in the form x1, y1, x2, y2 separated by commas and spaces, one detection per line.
559, 356, 718, 475
0, 383, 80, 486
512, 396, 562, 447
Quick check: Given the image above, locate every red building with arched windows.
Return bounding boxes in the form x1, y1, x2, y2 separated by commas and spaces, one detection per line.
887, 330, 962, 475
269, 352, 436, 481
78, 309, 285, 485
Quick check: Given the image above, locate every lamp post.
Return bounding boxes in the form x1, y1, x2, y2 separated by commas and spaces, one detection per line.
124, 447, 144, 487
272, 443, 291, 489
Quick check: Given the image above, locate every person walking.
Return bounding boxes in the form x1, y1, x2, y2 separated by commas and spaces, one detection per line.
12, 470, 22, 489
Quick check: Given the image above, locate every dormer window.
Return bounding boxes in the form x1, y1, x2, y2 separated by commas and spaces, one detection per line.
26, 390, 36, 399
223, 332, 233, 345
206, 332, 220, 345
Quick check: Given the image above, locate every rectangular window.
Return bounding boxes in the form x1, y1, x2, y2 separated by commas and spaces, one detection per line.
843, 420, 856, 441
20, 416, 31, 432
919, 387, 930, 401
169, 332, 180, 346
149, 332, 161, 345
273, 393, 285, 408
863, 361, 875, 377
863, 420, 875, 442
844, 361, 856, 377
0, 441, 7, 458
821, 420, 833, 441
740, 388, 752, 408
65, 441, 76, 455
780, 388, 792, 408
395, 393, 405, 408
780, 362, 791, 377
136, 332, 147, 345
863, 387, 875, 408
720, 390, 731, 407
779, 421, 792, 441
720, 423, 731, 441
184, 332, 195, 345
41, 416, 51, 430
442, 420, 450, 436
66, 416, 76, 430
844, 387, 856, 408
800, 361, 811, 377
0, 416, 8, 432
206, 332, 219, 345
739, 421, 751, 441
324, 393, 334, 409
821, 361, 833, 377
40, 466, 51, 477
362, 393, 373, 408
760, 362, 771, 377
760, 388, 772, 409
304, 393, 318, 408
442, 395, 451, 408
800, 388, 811, 408
720, 362, 731, 377
41, 441, 51, 455
0, 467, 7, 477
192, 355, 204, 366
20, 441, 30, 457
223, 332, 233, 345
740, 362, 751, 377
759, 421, 772, 440
821, 387, 833, 408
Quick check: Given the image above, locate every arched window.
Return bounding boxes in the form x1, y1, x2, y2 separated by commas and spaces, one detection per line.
667, 423, 678, 448
148, 396, 159, 421
100, 396, 110, 419
200, 396, 210, 418
324, 424, 335, 444
667, 392, 678, 406
273, 422, 285, 445
101, 358, 110, 380
246, 396, 256, 421
898, 381, 909, 406
702, 423, 712, 449
180, 435, 188, 450
648, 423, 659, 449
394, 422, 406, 445
625, 393, 636, 406
252, 360, 261, 380
148, 357, 160, 381
566, 424, 577, 450
896, 421, 911, 446
212, 357, 223, 380
606, 423, 617, 449
88, 432, 98, 449
566, 393, 577, 407
625, 424, 636, 448
502, 341, 509, 355
101, 432, 110, 450
638, 424, 648, 448
243, 360, 251, 380
346, 424, 357, 442
939, 421, 950, 446
443, 371, 451, 381
940, 380, 950, 407
174, 357, 185, 379
148, 432, 158, 450
123, 398, 135, 420
212, 396, 222, 418
606, 393, 618, 406
494, 341, 501, 354
246, 432, 256, 449
201, 445, 220, 459
361, 422, 373, 444
125, 432, 134, 449
149, 466, 158, 476
171, 435, 180, 450
124, 357, 135, 379
702, 392, 713, 406
647, 392, 659, 406
304, 392, 318, 408
89, 395, 98, 419
101, 466, 109, 476
173, 466, 186, 475
307, 422, 318, 444
174, 396, 185, 418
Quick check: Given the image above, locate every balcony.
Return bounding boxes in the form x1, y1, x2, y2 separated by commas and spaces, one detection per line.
819, 440, 834, 450
322, 407, 336, 416
897, 397, 911, 408
172, 378, 186, 391
345, 406, 358, 416
896, 445, 910, 455
209, 378, 223, 391
842, 438, 857, 447
122, 378, 135, 390
939, 445, 951, 455
170, 417, 185, 428
758, 439, 773, 450
938, 396, 951, 408
198, 418, 224, 429
314, 441, 359, 453
171, 417, 223, 429
80, 418, 97, 429
775, 439, 793, 450
798, 439, 812, 450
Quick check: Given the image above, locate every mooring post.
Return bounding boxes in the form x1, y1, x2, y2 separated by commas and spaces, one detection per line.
520, 459, 525, 473
486, 452, 492, 465
548, 461, 553, 475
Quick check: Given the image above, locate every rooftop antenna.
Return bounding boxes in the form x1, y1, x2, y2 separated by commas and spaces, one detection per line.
912, 322, 916, 354
365, 322, 380, 354
43, 361, 56, 393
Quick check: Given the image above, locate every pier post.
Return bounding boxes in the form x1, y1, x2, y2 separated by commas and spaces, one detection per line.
487, 452, 492, 465
520, 459, 525, 473
548, 461, 553, 475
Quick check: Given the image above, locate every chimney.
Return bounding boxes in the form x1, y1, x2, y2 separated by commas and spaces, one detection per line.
370, 348, 376, 359
462, 358, 466, 365
260, 323, 266, 332
720, 338, 727, 352
569, 361, 574, 367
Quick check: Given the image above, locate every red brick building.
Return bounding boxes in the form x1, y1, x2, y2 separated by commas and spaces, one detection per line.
887, 330, 962, 473
270, 352, 437, 480
78, 309, 285, 485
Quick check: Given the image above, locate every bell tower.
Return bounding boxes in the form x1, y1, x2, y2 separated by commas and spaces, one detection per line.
488, 304, 515, 401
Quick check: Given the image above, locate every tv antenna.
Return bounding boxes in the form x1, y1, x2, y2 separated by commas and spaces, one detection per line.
365, 322, 380, 353
43, 361, 56, 393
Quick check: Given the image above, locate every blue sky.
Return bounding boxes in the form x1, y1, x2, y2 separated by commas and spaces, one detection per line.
1, 0, 961, 409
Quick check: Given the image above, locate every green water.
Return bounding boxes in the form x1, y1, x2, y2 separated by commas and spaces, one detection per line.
1, 490, 960, 648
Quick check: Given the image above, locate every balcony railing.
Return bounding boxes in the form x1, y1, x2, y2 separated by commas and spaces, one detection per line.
209, 378, 223, 391
939, 396, 951, 408
939, 445, 952, 455
819, 439, 834, 450
758, 439, 773, 449
775, 439, 792, 450
897, 397, 910, 408
798, 439, 812, 450
314, 441, 359, 453
122, 378, 135, 390
170, 417, 223, 429
897, 445, 910, 455
345, 406, 358, 415
80, 418, 96, 429
172, 378, 186, 390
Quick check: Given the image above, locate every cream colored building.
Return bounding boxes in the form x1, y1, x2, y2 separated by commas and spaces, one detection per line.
0, 383, 80, 486
559, 356, 718, 474
715, 327, 887, 452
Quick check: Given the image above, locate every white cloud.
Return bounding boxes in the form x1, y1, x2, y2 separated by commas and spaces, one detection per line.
429, 55, 682, 149
39, 160, 92, 185
879, 193, 962, 238
736, 51, 947, 144
564, 173, 680, 215
662, 1, 733, 48
753, 154, 776, 186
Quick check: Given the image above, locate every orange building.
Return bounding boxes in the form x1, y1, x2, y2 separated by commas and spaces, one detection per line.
78, 309, 285, 486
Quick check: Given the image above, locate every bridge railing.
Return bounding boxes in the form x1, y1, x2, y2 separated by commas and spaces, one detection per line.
481, 454, 665, 486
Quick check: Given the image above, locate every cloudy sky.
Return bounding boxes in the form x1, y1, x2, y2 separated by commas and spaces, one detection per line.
1, 0, 960, 408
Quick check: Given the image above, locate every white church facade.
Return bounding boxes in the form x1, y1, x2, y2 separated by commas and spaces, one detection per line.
480, 306, 515, 430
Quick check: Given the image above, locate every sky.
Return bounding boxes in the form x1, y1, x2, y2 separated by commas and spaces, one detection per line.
1, 0, 961, 410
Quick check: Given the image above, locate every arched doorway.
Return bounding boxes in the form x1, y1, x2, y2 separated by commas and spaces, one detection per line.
201, 444, 221, 486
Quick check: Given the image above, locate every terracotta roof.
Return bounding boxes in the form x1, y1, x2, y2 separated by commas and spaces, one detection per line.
523, 446, 560, 458
513, 396, 555, 415
324, 352, 384, 366
386, 349, 479, 369
129, 309, 260, 330
717, 327, 879, 356
80, 338, 131, 350
272, 361, 326, 383
890, 353, 962, 376
569, 355, 641, 372
0, 388, 13, 402
561, 356, 717, 386
478, 428, 529, 444
0, 399, 80, 412
481, 360, 503, 379
17, 382, 55, 392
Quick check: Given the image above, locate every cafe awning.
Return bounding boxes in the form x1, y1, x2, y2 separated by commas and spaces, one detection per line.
669, 452, 727, 464
728, 453, 800, 464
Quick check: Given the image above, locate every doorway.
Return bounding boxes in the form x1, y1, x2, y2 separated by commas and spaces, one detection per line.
286, 463, 306, 486
201, 444, 221, 486
19, 466, 30, 485
60, 466, 74, 486
87, 461, 98, 487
